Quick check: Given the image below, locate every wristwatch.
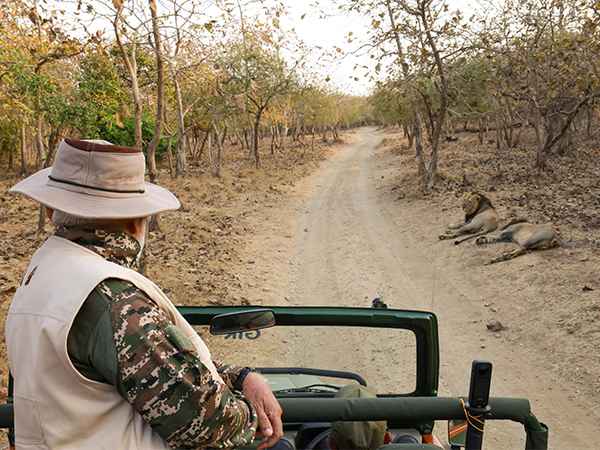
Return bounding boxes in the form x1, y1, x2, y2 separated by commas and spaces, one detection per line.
234, 367, 254, 392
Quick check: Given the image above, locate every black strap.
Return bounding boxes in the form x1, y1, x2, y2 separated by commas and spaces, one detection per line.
233, 367, 254, 392
7, 373, 14, 446
48, 175, 145, 194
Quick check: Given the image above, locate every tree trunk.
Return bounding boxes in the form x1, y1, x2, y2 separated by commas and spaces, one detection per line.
220, 125, 228, 147
426, 144, 439, 190
166, 136, 175, 178
113, 8, 143, 151
243, 129, 250, 151
403, 123, 414, 148
385, 0, 436, 189
210, 124, 223, 177
46, 129, 60, 167
35, 115, 44, 170
146, 0, 164, 184
252, 110, 264, 168
495, 123, 502, 150
413, 112, 426, 188
20, 122, 28, 176
173, 74, 186, 177
281, 126, 288, 150
145, 0, 165, 239
196, 130, 209, 162
35, 114, 46, 234
206, 130, 212, 169
8, 144, 14, 170
236, 131, 245, 149
132, 83, 143, 152
532, 110, 546, 171
270, 126, 277, 155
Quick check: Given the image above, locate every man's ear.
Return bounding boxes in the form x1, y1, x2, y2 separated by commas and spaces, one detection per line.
126, 217, 149, 238
125, 219, 138, 236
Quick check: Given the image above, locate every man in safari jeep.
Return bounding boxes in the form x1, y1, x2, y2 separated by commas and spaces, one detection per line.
6, 138, 282, 449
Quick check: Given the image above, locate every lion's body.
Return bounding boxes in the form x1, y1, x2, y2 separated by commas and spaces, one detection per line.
439, 192, 499, 245
476, 219, 559, 264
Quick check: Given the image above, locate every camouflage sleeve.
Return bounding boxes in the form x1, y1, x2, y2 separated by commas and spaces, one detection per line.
108, 281, 258, 449
212, 360, 245, 391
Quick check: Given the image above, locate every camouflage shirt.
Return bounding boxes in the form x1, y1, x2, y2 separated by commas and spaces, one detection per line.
58, 226, 257, 449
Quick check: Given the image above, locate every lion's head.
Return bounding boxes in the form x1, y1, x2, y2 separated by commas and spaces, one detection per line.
462, 191, 494, 222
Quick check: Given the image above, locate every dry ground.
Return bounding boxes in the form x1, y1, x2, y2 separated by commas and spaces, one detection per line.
213, 127, 600, 448
379, 127, 600, 400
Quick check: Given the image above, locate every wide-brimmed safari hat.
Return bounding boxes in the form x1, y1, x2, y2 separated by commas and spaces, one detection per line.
10, 138, 180, 219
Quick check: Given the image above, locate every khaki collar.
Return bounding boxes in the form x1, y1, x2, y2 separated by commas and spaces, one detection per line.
54, 226, 142, 271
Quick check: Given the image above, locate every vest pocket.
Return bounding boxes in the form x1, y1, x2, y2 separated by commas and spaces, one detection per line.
14, 396, 47, 446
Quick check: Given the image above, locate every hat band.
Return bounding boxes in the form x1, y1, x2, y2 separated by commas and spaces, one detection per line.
48, 175, 145, 194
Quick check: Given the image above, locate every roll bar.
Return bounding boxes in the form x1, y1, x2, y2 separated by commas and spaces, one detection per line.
278, 397, 548, 450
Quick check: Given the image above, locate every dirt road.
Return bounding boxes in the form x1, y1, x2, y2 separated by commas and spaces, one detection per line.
233, 127, 599, 449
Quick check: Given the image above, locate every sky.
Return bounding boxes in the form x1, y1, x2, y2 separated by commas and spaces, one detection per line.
281, 0, 482, 96
281, 1, 375, 96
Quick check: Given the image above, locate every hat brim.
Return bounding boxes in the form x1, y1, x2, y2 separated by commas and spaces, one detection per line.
10, 168, 180, 219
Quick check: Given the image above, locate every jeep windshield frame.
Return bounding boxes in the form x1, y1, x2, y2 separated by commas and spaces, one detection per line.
178, 305, 440, 398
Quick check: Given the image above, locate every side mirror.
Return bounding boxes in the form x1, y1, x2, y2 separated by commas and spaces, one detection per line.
448, 419, 467, 449
210, 309, 276, 335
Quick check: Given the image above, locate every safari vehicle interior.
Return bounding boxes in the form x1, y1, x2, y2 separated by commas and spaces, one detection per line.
0, 306, 548, 450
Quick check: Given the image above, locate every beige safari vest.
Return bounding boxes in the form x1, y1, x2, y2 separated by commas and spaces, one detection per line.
6, 236, 223, 450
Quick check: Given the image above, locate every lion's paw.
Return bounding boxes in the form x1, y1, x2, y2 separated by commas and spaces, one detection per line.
475, 237, 487, 245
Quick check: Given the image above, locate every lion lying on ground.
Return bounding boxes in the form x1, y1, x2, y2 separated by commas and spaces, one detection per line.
475, 219, 560, 265
439, 192, 499, 245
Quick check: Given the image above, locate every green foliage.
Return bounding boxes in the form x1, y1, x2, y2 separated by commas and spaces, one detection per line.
447, 57, 493, 119
369, 81, 413, 126
100, 114, 172, 159
71, 50, 126, 136
0, 118, 19, 160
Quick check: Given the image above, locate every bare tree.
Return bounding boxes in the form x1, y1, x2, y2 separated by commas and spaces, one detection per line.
111, 0, 144, 151
146, 0, 164, 182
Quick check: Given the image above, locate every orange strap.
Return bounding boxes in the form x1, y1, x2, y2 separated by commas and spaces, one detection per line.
460, 398, 485, 433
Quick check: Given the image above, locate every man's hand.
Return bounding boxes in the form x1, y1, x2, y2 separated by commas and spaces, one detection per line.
243, 372, 283, 449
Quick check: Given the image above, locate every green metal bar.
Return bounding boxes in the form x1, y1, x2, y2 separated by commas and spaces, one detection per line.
177, 305, 440, 398
278, 397, 533, 423
0, 397, 539, 427
277, 397, 547, 450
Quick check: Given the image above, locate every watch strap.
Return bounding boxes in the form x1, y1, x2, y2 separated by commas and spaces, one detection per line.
234, 367, 254, 391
